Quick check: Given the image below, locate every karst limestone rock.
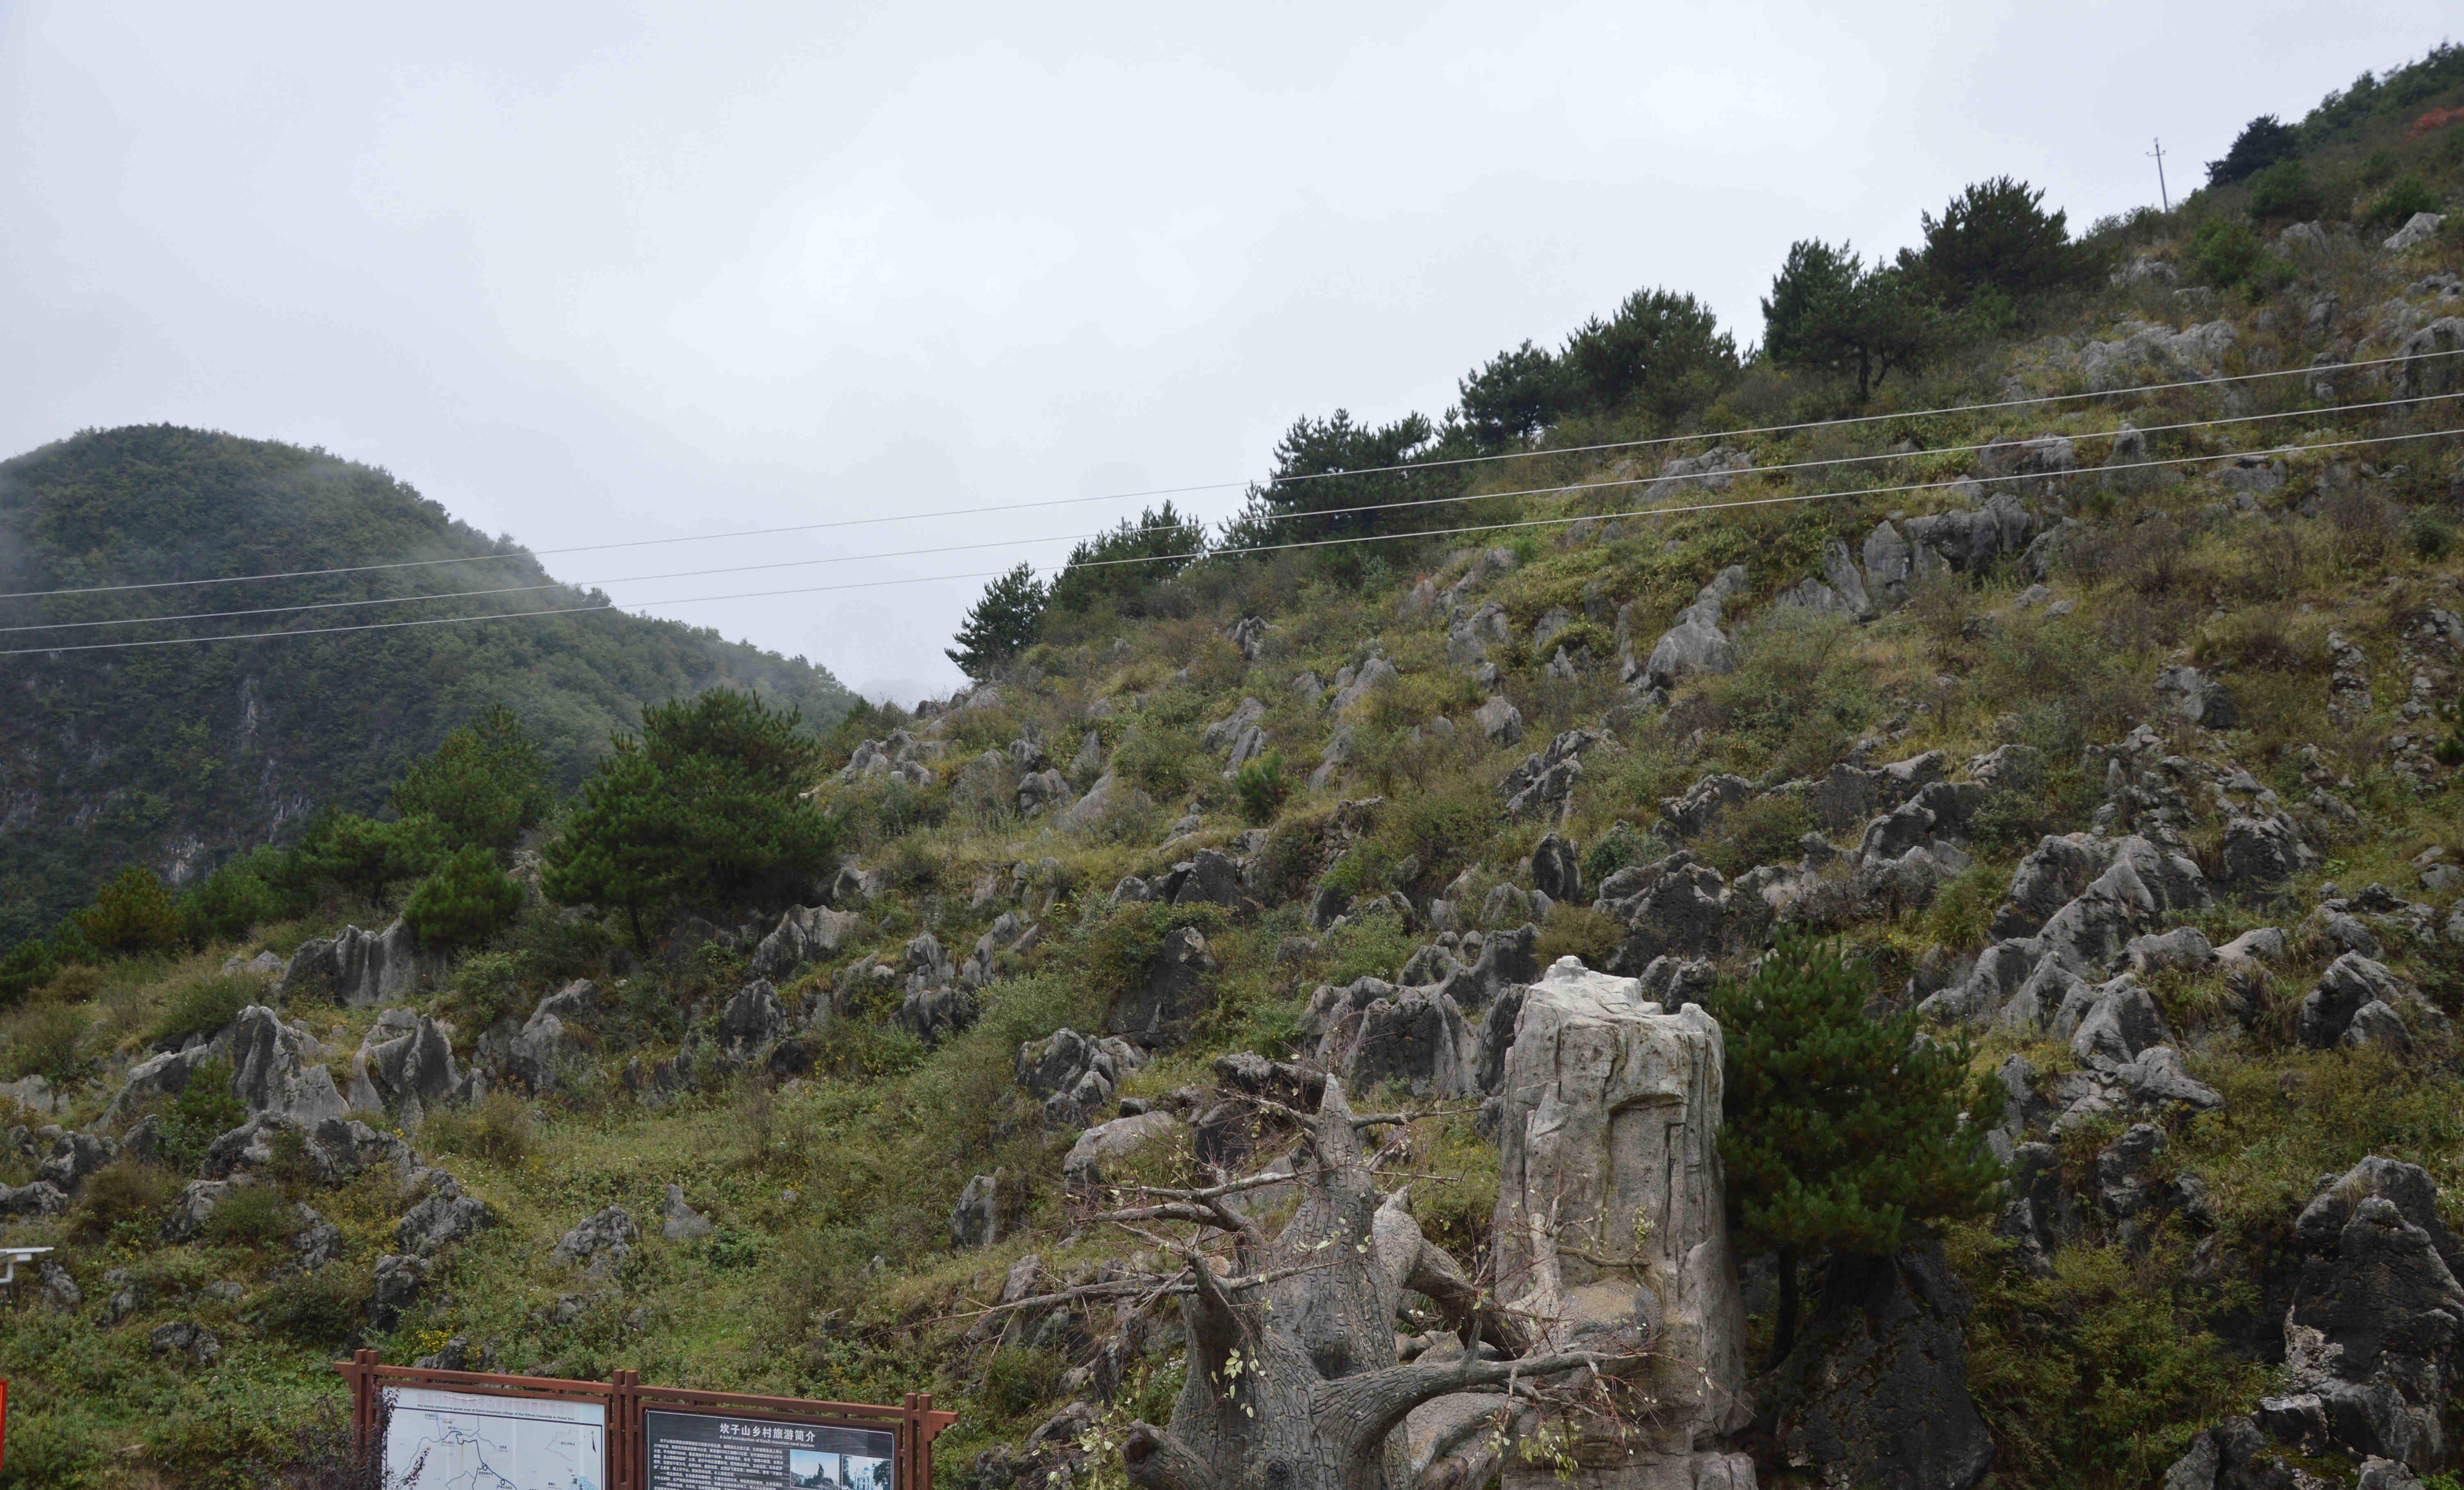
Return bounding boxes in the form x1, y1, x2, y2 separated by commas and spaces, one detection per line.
1490, 957, 1753, 1490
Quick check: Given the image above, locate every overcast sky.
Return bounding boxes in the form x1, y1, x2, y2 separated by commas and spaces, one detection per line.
2, 2, 2451, 702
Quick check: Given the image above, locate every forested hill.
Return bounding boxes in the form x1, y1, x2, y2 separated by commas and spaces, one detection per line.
0, 425, 854, 945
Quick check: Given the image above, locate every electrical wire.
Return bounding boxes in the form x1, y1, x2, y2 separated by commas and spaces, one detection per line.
9, 387, 2459, 637
9, 423, 2456, 658
5, 343, 2456, 603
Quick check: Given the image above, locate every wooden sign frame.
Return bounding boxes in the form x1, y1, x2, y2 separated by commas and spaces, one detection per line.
337, 1350, 958, 1490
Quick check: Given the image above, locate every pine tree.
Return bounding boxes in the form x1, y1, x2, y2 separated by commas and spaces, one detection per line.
1911, 177, 2074, 307
403, 845, 525, 947
75, 866, 184, 955
1708, 931, 2002, 1363
1761, 240, 1936, 402
541, 688, 837, 945
947, 563, 1049, 680
392, 705, 554, 852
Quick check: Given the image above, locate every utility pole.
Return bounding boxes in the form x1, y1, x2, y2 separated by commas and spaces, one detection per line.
2148, 138, 2170, 213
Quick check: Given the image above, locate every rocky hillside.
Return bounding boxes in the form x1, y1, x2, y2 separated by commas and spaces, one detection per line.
0, 425, 855, 945
4, 48, 2464, 1490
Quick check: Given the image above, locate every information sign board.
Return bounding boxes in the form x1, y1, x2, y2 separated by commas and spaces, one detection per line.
645, 1409, 896, 1490
386, 1384, 609, 1490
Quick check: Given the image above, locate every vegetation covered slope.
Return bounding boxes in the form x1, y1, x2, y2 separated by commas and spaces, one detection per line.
4, 44, 2464, 1490
0, 425, 854, 945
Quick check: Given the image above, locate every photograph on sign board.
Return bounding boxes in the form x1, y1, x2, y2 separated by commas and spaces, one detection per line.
846, 1451, 891, 1490
385, 1386, 605, 1490
790, 1448, 832, 1486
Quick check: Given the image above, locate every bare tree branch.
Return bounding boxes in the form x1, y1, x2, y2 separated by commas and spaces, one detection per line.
1311, 1349, 1616, 1462
1121, 1424, 1229, 1490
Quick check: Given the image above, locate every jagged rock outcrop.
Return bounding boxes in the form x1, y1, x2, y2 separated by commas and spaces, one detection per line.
951, 1172, 1004, 1248
346, 1010, 463, 1128
1661, 773, 1754, 840
1061, 1109, 1182, 1183
477, 979, 602, 1093
1309, 984, 1479, 1099
662, 1184, 714, 1242
1501, 729, 1599, 820
1758, 1243, 1993, 1490
2299, 954, 2438, 1050
1491, 958, 1752, 1490
751, 904, 862, 981
1594, 850, 1729, 974
1530, 833, 1581, 902
1018, 1029, 1146, 1128
1631, 565, 1748, 696
1105, 927, 1218, 1047
1054, 772, 1158, 834
369, 1253, 428, 1330
962, 911, 1042, 988
37, 1130, 115, 1193
717, 980, 787, 1062
2168, 1156, 2464, 1481
1331, 653, 1402, 714
551, 1205, 640, 1282
106, 1005, 351, 1132
1644, 443, 1754, 500
396, 1176, 496, 1255
279, 918, 430, 1007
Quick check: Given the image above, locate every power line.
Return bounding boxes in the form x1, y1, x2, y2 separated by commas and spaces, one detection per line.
9, 423, 2456, 658
9, 387, 2457, 638
6, 343, 2457, 604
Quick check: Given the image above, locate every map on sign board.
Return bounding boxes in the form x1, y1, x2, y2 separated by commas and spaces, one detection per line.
385, 1385, 606, 1490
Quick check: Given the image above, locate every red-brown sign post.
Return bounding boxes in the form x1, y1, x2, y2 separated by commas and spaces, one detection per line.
337, 1351, 957, 1490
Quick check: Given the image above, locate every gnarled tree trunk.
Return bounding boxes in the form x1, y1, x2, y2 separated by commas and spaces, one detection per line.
1120, 1078, 1601, 1490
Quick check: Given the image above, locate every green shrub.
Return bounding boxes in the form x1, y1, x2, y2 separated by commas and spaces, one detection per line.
204, 1183, 297, 1247
1535, 904, 1625, 970
2414, 514, 2456, 560
255, 1266, 371, 1344
1538, 619, 1612, 661
67, 1159, 176, 1244
1952, 1224, 2265, 1489
153, 1058, 247, 1173
2187, 218, 2263, 289
981, 1346, 1062, 1418
1585, 821, 1649, 885
1923, 859, 2007, 950
1370, 786, 1492, 894
706, 1228, 763, 1269
2244, 158, 2323, 220
1082, 901, 1229, 1006
1316, 901, 1420, 988
1248, 810, 1331, 904
1700, 793, 1813, 877
403, 845, 524, 948
0, 1000, 91, 1084
179, 850, 292, 945
443, 950, 528, 1031
2364, 175, 2442, 229
152, 972, 255, 1048
541, 689, 837, 945
424, 1088, 534, 1167
74, 865, 183, 956
1232, 751, 1289, 825
0, 1409, 95, 1488
2358, 147, 2399, 187
1113, 722, 1198, 800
